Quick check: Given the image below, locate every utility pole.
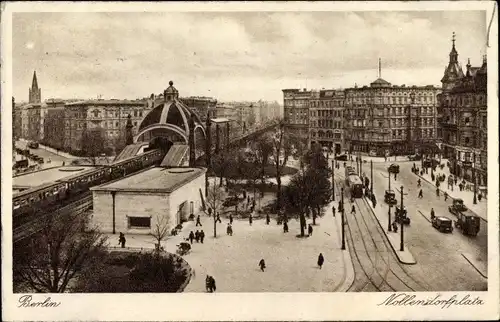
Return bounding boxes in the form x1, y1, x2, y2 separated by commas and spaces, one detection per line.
473, 152, 477, 204
331, 159, 335, 202
359, 153, 362, 177
388, 166, 391, 191
400, 185, 404, 252
388, 205, 392, 232
341, 187, 346, 250
370, 160, 373, 194
388, 166, 392, 231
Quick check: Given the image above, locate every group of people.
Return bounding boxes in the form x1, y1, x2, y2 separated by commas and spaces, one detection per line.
188, 230, 205, 244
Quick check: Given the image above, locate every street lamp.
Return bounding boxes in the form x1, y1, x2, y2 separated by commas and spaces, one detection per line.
473, 151, 477, 204
341, 187, 346, 250
331, 159, 335, 202
400, 185, 405, 252
388, 205, 392, 232
370, 160, 373, 194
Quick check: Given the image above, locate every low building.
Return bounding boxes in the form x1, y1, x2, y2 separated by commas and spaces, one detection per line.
90, 167, 206, 235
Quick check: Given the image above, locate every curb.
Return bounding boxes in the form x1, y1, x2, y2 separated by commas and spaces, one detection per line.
414, 172, 487, 222
461, 253, 488, 279
332, 204, 355, 292
362, 196, 417, 265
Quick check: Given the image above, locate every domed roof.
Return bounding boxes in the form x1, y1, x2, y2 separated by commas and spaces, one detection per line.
370, 78, 391, 88
164, 80, 178, 94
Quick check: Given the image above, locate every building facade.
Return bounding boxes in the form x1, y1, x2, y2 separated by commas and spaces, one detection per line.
345, 79, 440, 156
309, 89, 345, 154
179, 96, 217, 122
438, 35, 487, 186
43, 107, 66, 150
282, 88, 311, 143
64, 100, 148, 154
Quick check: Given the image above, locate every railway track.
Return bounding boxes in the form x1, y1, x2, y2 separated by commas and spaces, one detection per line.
341, 179, 429, 292
13, 194, 93, 243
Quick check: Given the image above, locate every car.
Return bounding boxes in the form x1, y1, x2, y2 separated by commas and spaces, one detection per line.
432, 216, 453, 233
388, 164, 400, 174
335, 154, 348, 161
369, 150, 377, 157
384, 190, 397, 205
28, 141, 39, 149
222, 196, 239, 207
395, 205, 410, 225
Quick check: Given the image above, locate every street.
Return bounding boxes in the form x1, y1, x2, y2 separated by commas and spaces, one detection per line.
368, 160, 487, 291
15, 140, 73, 167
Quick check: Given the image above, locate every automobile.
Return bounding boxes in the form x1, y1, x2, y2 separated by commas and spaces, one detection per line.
369, 150, 377, 157
408, 154, 422, 161
222, 196, 240, 207
335, 154, 348, 161
454, 212, 480, 236
432, 216, 453, 233
384, 190, 397, 205
388, 164, 400, 174
28, 141, 39, 149
448, 198, 475, 217
395, 205, 410, 225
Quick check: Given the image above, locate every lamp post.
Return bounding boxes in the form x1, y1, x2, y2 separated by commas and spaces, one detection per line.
400, 185, 405, 252
388, 166, 392, 231
388, 205, 392, 232
341, 187, 346, 250
370, 160, 373, 194
331, 159, 335, 202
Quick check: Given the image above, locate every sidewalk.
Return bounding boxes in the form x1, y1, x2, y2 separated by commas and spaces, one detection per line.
416, 162, 487, 221
18, 138, 77, 159
362, 196, 417, 265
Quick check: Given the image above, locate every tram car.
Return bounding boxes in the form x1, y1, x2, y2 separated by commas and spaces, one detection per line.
345, 174, 364, 198
12, 149, 164, 222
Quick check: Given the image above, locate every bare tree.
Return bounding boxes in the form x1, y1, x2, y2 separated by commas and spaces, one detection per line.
253, 135, 274, 185
13, 211, 107, 293
81, 127, 108, 165
204, 183, 224, 238
151, 215, 170, 252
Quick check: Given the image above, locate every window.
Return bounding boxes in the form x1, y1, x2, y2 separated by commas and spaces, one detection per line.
128, 216, 151, 228
464, 117, 470, 125
465, 137, 470, 144
134, 121, 137, 127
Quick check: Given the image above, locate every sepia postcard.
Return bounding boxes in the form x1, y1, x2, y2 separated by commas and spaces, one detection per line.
1, 1, 498, 321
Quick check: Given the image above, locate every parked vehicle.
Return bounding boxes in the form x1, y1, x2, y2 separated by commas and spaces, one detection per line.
384, 190, 397, 205
388, 164, 400, 174
395, 205, 410, 225
454, 213, 480, 236
28, 141, 39, 149
335, 154, 348, 161
448, 199, 476, 217
432, 216, 453, 233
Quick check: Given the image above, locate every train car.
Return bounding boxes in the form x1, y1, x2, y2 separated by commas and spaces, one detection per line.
346, 174, 364, 198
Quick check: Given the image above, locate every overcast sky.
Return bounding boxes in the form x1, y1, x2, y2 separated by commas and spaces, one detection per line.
13, 11, 487, 103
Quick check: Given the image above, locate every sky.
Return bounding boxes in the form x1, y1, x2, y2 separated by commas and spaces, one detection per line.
12, 10, 487, 103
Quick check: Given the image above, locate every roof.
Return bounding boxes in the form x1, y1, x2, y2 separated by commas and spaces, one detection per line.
370, 78, 391, 88
211, 117, 230, 123
91, 167, 206, 193
13, 166, 94, 190
437, 216, 452, 221
65, 99, 145, 106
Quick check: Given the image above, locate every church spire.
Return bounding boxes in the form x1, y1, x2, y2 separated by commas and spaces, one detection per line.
449, 32, 458, 63
32, 70, 39, 90
378, 58, 381, 78
29, 70, 41, 104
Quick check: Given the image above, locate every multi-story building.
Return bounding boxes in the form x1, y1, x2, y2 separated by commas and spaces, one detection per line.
282, 88, 311, 143
43, 106, 66, 150
309, 89, 345, 153
438, 34, 487, 186
13, 97, 23, 140
26, 104, 42, 142
179, 96, 217, 122
344, 66, 440, 156
63, 99, 148, 154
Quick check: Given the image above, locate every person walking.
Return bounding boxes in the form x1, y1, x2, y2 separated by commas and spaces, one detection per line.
392, 221, 398, 232
444, 191, 448, 201
417, 178, 421, 187
283, 221, 289, 233
200, 230, 205, 244
430, 208, 435, 221
189, 231, 195, 244
196, 215, 202, 227
351, 205, 356, 215
229, 213, 233, 225
249, 214, 253, 226
195, 230, 200, 243
332, 205, 336, 217
208, 207, 212, 217
308, 224, 313, 237
266, 213, 270, 225
317, 253, 324, 269
216, 213, 222, 223
259, 259, 266, 272
226, 224, 233, 236
436, 188, 440, 198
118, 232, 126, 248
418, 189, 423, 199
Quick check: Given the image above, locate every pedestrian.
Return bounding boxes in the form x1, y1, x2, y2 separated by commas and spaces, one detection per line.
196, 215, 202, 227
195, 230, 200, 243
226, 224, 233, 236
259, 259, 266, 272
394, 173, 397, 180
266, 213, 270, 225
200, 230, 205, 243
436, 188, 440, 198
283, 221, 289, 233
249, 214, 253, 226
308, 224, 313, 237
317, 253, 324, 269
418, 189, 423, 199
62, 161, 65, 166
118, 232, 126, 248
430, 208, 435, 220
351, 205, 356, 215
210, 276, 216, 292
243, 190, 247, 199
216, 213, 222, 223
372, 197, 377, 208
229, 213, 233, 225
208, 207, 212, 217
392, 221, 398, 232
189, 231, 195, 244
444, 192, 448, 201
417, 178, 421, 187
332, 205, 336, 217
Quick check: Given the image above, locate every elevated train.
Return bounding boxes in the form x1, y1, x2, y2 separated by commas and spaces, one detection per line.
13, 149, 164, 224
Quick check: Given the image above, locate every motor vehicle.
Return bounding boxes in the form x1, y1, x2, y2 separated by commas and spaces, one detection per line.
388, 164, 400, 174
408, 154, 422, 161
222, 196, 239, 207
384, 190, 397, 205
454, 212, 480, 236
369, 150, 377, 157
335, 154, 348, 161
432, 216, 453, 233
448, 198, 475, 217
28, 141, 39, 149
395, 205, 410, 225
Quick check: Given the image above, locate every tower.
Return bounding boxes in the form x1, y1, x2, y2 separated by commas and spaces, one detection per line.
29, 71, 41, 104
441, 32, 464, 92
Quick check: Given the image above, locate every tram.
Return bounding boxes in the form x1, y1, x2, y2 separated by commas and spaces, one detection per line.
346, 174, 364, 198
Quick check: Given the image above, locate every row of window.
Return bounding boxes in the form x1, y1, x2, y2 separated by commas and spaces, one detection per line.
441, 94, 486, 107
311, 120, 342, 129
346, 95, 435, 105
311, 132, 342, 139
310, 100, 345, 108
310, 110, 343, 118
349, 128, 435, 140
